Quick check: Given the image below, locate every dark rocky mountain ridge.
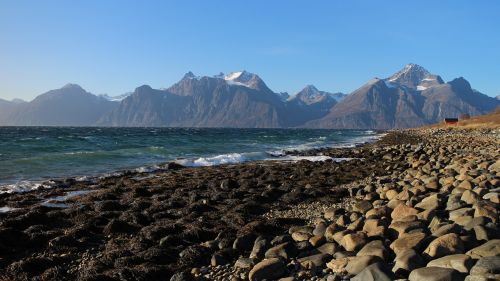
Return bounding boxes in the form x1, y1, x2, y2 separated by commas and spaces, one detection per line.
1, 65, 498, 128
98, 72, 287, 127
305, 64, 499, 129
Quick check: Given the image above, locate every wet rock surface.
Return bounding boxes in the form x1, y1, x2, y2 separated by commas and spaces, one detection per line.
1, 128, 499, 280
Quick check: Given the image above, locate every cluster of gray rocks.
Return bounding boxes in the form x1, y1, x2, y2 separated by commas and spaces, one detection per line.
191, 128, 500, 281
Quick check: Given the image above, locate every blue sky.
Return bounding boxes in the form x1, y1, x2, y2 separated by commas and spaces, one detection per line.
1, 0, 499, 100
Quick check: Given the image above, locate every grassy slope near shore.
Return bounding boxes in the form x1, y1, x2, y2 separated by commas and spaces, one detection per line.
427, 109, 500, 129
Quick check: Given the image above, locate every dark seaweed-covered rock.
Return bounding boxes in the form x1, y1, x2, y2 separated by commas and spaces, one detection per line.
103, 219, 139, 235
0, 227, 31, 248
220, 179, 239, 190
6, 257, 55, 279
178, 245, 211, 267
139, 245, 177, 263
95, 200, 125, 212
169, 271, 193, 281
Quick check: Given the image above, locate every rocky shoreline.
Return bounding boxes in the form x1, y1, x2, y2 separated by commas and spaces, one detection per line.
0, 128, 499, 281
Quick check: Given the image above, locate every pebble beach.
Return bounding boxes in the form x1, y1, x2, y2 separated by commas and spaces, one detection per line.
1, 127, 499, 281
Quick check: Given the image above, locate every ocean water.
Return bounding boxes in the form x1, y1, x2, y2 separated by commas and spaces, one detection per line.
0, 127, 382, 193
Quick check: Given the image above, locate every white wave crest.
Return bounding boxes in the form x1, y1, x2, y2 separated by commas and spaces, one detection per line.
176, 153, 247, 167
280, 155, 333, 162
0, 181, 44, 194
275, 156, 354, 162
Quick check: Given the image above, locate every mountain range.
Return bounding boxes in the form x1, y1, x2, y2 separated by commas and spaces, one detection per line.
0, 64, 498, 129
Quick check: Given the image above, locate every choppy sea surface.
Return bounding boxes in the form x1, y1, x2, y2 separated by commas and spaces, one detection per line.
0, 127, 382, 193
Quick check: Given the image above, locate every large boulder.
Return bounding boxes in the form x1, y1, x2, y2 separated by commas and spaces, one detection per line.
391, 204, 419, 221
297, 253, 331, 269
340, 232, 367, 252
468, 256, 500, 280
427, 254, 474, 273
424, 233, 464, 259
408, 267, 463, 281
363, 219, 386, 237
390, 232, 427, 255
353, 200, 373, 214
466, 240, 500, 259
393, 249, 425, 275
351, 262, 395, 281
357, 240, 389, 261
264, 242, 297, 260
326, 255, 382, 275
248, 258, 286, 281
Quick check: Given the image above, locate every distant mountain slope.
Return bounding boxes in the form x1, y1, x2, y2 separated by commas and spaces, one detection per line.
1, 64, 498, 128
285, 85, 345, 127
97, 85, 190, 127
420, 77, 498, 121
0, 99, 14, 122
0, 98, 11, 108
304, 78, 426, 129
99, 72, 287, 127
0, 84, 118, 126
306, 64, 500, 129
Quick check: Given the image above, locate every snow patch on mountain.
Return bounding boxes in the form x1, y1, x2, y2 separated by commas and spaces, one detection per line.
422, 78, 436, 82
225, 80, 251, 88
224, 71, 254, 83
384, 81, 397, 88
100, 93, 132, 102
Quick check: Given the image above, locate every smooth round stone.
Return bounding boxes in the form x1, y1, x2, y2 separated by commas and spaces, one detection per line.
424, 233, 464, 259
466, 240, 500, 259
248, 258, 286, 281
351, 262, 395, 281
356, 240, 389, 261
391, 204, 419, 221
340, 232, 367, 252
393, 249, 425, 275
469, 256, 500, 276
427, 254, 473, 273
313, 223, 327, 236
408, 267, 462, 281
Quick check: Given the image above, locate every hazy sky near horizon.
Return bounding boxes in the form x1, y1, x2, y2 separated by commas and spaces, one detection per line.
1, 0, 499, 101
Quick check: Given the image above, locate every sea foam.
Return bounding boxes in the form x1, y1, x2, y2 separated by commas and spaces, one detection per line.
0, 181, 45, 194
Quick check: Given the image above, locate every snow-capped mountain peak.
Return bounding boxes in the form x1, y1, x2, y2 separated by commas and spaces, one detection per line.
222, 70, 270, 91
387, 63, 430, 82
289, 85, 345, 105
386, 63, 443, 90
224, 70, 254, 82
